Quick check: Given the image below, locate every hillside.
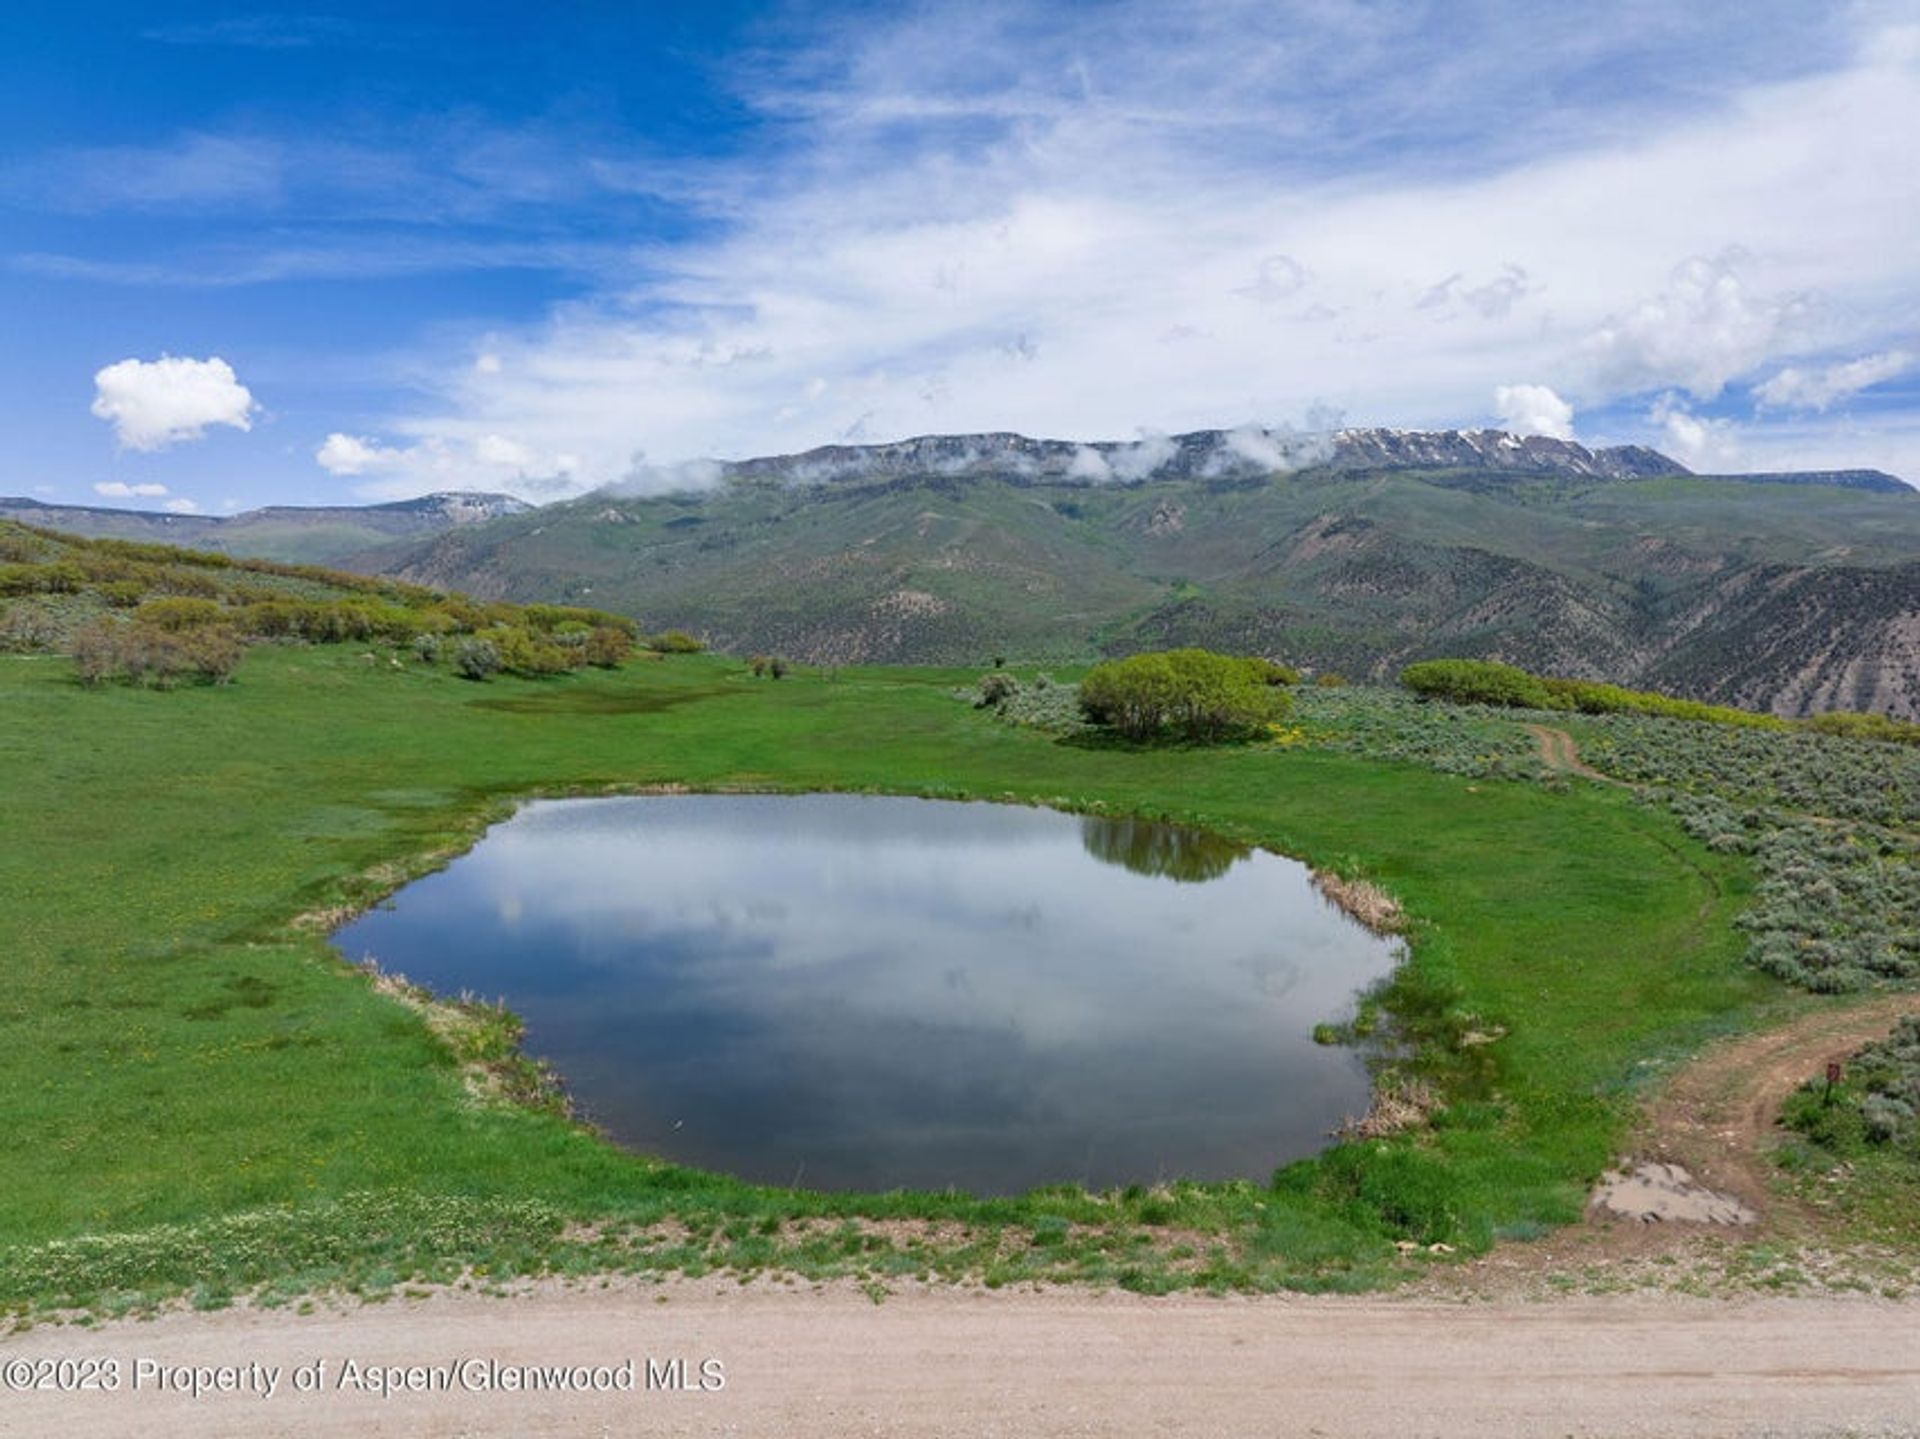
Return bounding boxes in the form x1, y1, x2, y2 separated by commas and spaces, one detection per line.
0, 491, 529, 567
0, 517, 647, 686
364, 428, 1920, 718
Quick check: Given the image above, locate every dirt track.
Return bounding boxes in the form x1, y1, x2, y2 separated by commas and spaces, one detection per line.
1525, 722, 1616, 783
1643, 994, 1920, 1221
7, 1280, 1920, 1438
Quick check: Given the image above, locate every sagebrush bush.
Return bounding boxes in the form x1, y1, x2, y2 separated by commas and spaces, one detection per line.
1785, 1017, 1920, 1155
454, 636, 502, 681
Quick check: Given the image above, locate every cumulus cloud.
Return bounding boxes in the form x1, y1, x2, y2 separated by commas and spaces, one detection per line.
91, 355, 257, 451
1650, 393, 1741, 469
1583, 254, 1807, 401
314, 433, 397, 475
1493, 383, 1575, 440
162, 497, 200, 514
93, 480, 169, 498
315, 429, 564, 497
1754, 350, 1914, 411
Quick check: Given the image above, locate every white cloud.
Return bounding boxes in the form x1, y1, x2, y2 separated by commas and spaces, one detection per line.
294, 11, 1920, 496
473, 433, 537, 469
91, 355, 257, 451
1754, 349, 1914, 411
1650, 393, 1742, 469
315, 433, 402, 475
94, 480, 169, 498
1493, 383, 1575, 440
1107, 432, 1177, 481
1067, 444, 1111, 480
314, 429, 558, 497
162, 497, 200, 514
1582, 253, 1807, 401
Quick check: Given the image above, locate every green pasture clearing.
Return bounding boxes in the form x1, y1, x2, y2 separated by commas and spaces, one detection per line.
0, 647, 1792, 1308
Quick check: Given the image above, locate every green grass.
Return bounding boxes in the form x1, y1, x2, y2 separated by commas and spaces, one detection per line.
0, 646, 1775, 1309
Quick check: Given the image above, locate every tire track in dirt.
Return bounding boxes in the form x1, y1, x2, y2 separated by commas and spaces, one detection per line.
1524, 722, 1615, 783
1640, 994, 1920, 1220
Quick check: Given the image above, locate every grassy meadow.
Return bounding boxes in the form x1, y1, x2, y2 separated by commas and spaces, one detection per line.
0, 638, 1818, 1311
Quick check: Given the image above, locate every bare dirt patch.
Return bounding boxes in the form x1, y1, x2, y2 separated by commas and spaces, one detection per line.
1590, 1161, 1756, 1226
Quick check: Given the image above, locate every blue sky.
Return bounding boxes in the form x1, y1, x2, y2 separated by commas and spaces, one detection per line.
3, 2, 1917, 511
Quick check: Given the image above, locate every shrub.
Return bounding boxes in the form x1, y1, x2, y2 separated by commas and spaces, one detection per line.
1079, 649, 1288, 743
1400, 659, 1560, 710
582, 625, 634, 668
411, 633, 443, 663
70, 618, 243, 688
486, 625, 575, 676
976, 672, 1020, 708
98, 580, 146, 609
70, 620, 120, 686
1804, 711, 1920, 748
134, 597, 227, 632
1246, 657, 1301, 686
0, 561, 85, 596
454, 637, 502, 681
652, 629, 704, 654
1786, 1018, 1920, 1154
0, 603, 59, 652
768, 655, 789, 680
1314, 672, 1350, 688
175, 624, 244, 684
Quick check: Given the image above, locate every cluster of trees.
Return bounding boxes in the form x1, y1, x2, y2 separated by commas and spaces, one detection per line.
1803, 710, 1920, 747
1078, 648, 1293, 743
0, 561, 86, 596
1401, 658, 1918, 745
447, 622, 636, 680
746, 654, 790, 679
70, 617, 243, 688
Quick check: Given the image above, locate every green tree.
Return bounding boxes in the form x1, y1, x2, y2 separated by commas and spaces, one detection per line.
1078, 649, 1288, 743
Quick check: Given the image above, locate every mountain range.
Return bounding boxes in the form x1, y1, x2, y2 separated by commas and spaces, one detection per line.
0, 490, 530, 566
8, 428, 1917, 716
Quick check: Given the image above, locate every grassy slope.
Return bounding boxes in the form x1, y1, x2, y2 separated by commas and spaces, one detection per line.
0, 648, 1778, 1300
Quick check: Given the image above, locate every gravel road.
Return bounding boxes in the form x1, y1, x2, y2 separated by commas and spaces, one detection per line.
6, 1280, 1918, 1437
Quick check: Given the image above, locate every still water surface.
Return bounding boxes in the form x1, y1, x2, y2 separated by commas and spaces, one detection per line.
335, 795, 1400, 1194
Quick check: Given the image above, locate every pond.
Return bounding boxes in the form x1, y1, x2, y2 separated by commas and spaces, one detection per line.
334, 794, 1400, 1195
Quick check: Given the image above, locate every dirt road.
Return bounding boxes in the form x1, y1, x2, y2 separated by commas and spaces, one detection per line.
1643, 993, 1920, 1219
1524, 722, 1616, 783
6, 1280, 1919, 1438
